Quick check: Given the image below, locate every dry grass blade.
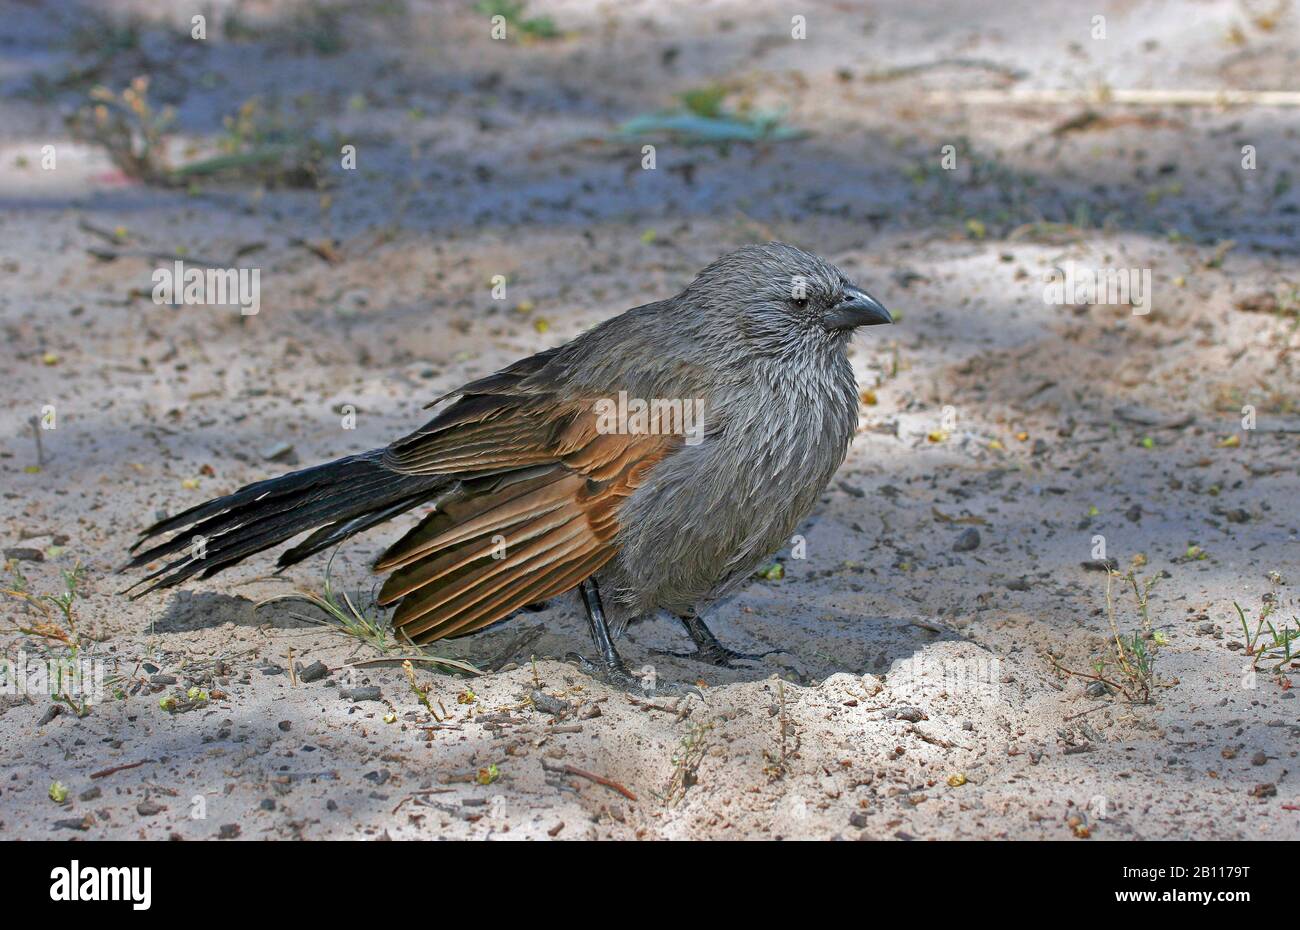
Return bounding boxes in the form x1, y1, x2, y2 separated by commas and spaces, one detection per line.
256, 551, 478, 675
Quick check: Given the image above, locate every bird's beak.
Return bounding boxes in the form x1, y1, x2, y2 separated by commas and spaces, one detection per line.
823, 286, 893, 331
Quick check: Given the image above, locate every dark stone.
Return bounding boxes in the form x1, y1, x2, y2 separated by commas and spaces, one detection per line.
952, 528, 981, 552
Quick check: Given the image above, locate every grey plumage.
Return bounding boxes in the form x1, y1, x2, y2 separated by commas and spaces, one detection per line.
593, 243, 866, 624
124, 241, 892, 665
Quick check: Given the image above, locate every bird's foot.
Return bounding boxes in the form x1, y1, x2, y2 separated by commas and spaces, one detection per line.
654, 642, 783, 669
566, 651, 649, 693
565, 651, 701, 699
664, 612, 786, 669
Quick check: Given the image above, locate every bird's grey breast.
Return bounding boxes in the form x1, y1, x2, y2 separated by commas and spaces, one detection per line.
607, 349, 858, 616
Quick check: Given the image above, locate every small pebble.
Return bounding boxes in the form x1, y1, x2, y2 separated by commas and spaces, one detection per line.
889, 706, 927, 722
260, 442, 296, 462
1082, 558, 1119, 572
53, 816, 93, 831
341, 686, 382, 703
530, 689, 572, 717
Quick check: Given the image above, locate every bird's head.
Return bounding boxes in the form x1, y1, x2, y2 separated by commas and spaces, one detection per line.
682, 241, 893, 353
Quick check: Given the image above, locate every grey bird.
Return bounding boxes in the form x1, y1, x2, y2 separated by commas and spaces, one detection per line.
123, 242, 892, 683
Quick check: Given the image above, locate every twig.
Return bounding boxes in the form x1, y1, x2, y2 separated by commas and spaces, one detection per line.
290, 237, 344, 265
86, 246, 232, 267
90, 759, 150, 780
542, 760, 637, 801
862, 57, 1026, 84
391, 787, 452, 814
1063, 703, 1112, 722
626, 694, 688, 716
29, 416, 47, 467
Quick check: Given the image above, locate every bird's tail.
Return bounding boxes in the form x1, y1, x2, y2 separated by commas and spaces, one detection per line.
121, 450, 445, 597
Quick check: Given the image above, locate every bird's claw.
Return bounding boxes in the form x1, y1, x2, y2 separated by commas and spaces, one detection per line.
565, 651, 702, 699
654, 643, 783, 669
565, 651, 648, 693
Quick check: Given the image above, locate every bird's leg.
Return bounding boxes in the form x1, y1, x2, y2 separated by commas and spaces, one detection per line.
567, 579, 641, 689
578, 579, 625, 673
567, 585, 706, 699
659, 611, 784, 669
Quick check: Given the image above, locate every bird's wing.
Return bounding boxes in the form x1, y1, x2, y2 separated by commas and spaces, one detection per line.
374, 384, 680, 643
380, 346, 571, 477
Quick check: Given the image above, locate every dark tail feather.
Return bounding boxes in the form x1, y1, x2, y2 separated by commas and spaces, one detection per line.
122, 451, 445, 597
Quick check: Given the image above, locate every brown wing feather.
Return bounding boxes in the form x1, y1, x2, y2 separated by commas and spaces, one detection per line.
375, 388, 679, 644
382, 349, 574, 477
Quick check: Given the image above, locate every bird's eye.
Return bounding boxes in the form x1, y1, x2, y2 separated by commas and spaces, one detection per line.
791, 296, 808, 310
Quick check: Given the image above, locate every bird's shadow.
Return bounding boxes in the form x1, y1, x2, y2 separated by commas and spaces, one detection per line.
141, 584, 948, 688
145, 589, 319, 634
443, 591, 953, 686
626, 607, 957, 685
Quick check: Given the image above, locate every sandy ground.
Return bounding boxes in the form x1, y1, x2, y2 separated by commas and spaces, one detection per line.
1, 0, 1298, 840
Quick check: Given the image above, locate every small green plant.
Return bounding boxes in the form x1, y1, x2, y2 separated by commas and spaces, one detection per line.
664, 719, 713, 804
55, 693, 92, 718
258, 551, 478, 675
181, 96, 325, 188
159, 687, 208, 714
1051, 563, 1164, 703
260, 553, 396, 652
678, 84, 728, 119
475, 0, 559, 40
403, 659, 440, 720
3, 561, 85, 652
65, 77, 176, 184
68, 81, 324, 189
616, 82, 804, 146
762, 679, 798, 781
1234, 573, 1300, 677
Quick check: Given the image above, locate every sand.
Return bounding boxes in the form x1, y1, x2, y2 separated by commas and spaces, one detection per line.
0, 0, 1296, 840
